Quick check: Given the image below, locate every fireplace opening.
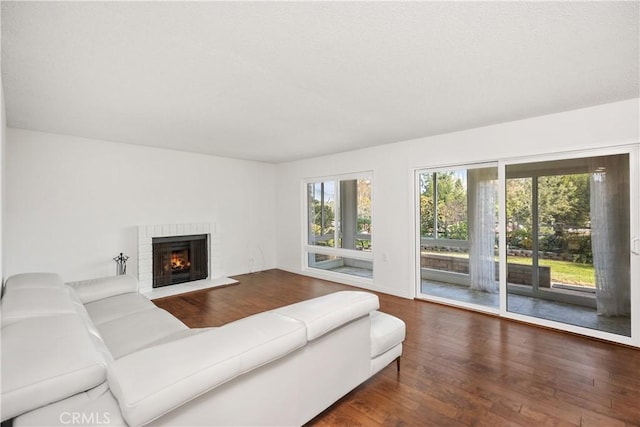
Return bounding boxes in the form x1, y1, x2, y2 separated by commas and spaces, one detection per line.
152, 234, 208, 288
171, 249, 190, 271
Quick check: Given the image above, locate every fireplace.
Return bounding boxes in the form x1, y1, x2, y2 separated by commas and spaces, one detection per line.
152, 234, 208, 288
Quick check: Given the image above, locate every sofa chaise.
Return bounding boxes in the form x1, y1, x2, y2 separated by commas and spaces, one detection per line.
1, 273, 405, 426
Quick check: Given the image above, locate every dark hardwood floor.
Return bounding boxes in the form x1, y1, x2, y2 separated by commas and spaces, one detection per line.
153, 269, 640, 427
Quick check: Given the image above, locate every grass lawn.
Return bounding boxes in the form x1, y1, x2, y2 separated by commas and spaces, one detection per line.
423, 251, 595, 287
507, 256, 595, 287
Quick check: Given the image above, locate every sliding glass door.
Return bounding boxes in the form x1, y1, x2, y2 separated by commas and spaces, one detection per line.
418, 164, 499, 310
416, 146, 638, 343
505, 153, 632, 336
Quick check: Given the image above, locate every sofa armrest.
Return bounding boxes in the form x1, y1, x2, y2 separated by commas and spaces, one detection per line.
107, 312, 307, 427
67, 275, 139, 304
273, 291, 379, 340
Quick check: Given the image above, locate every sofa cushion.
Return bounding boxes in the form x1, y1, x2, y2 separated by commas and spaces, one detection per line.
3, 273, 65, 292
140, 328, 211, 351
107, 312, 307, 427
369, 310, 406, 358
1, 314, 108, 421
13, 383, 127, 427
1, 287, 78, 326
67, 275, 138, 304
85, 292, 156, 326
67, 290, 114, 364
96, 307, 189, 359
274, 291, 379, 340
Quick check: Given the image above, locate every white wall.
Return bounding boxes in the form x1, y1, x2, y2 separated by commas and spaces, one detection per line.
276, 99, 640, 298
0, 81, 6, 285
5, 129, 276, 281
5, 99, 639, 290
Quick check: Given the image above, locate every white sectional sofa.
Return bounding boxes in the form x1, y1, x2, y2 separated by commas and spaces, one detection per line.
1, 273, 405, 426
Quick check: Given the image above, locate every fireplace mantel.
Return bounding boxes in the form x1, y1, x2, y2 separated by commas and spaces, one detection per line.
137, 222, 218, 293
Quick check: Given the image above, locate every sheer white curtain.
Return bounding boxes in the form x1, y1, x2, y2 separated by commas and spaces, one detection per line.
590, 155, 630, 316
468, 168, 498, 293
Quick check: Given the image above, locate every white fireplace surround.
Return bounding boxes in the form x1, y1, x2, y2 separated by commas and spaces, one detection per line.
137, 222, 220, 294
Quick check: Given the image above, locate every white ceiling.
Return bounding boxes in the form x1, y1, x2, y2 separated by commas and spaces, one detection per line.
2, 1, 638, 163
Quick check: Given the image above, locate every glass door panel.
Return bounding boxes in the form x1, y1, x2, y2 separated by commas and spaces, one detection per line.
419, 165, 499, 309
505, 154, 631, 336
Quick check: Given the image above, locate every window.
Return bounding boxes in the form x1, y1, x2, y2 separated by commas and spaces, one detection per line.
305, 174, 372, 279
420, 169, 469, 240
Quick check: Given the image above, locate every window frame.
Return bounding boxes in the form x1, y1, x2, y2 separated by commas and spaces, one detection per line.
499, 145, 638, 346
302, 172, 374, 282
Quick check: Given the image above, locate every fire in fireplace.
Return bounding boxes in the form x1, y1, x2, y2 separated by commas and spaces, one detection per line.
152, 234, 208, 288
171, 250, 190, 271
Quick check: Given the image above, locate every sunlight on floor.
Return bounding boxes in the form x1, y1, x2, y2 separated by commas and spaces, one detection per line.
421, 280, 630, 336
